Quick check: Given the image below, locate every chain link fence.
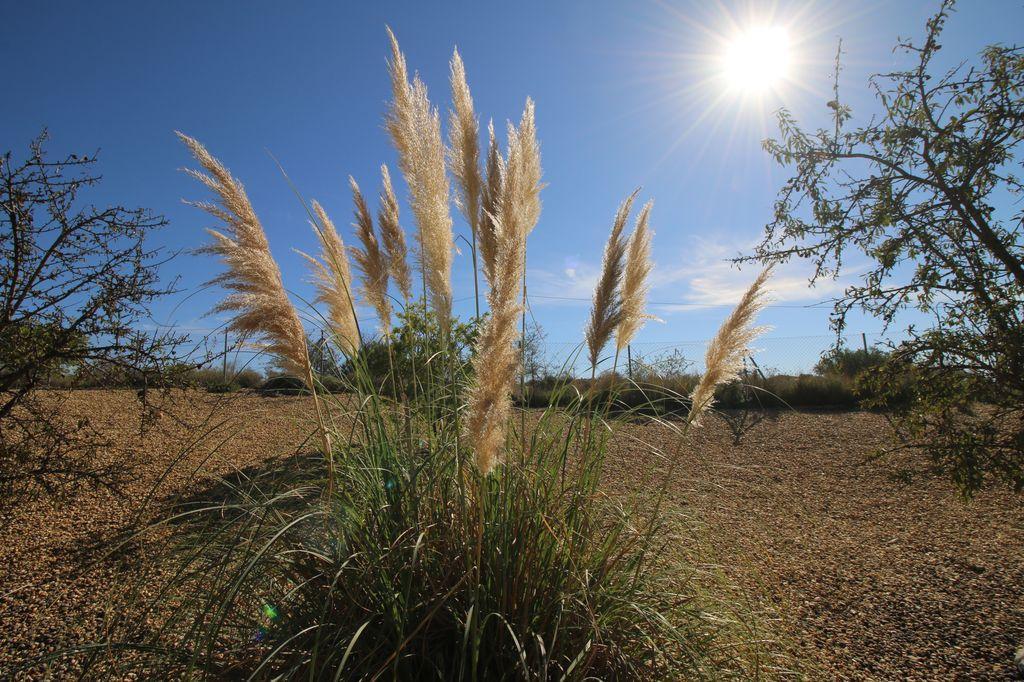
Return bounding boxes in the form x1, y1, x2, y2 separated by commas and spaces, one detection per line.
532, 332, 895, 379
187, 327, 895, 382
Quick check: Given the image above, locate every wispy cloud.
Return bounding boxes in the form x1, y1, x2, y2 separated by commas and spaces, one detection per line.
530, 236, 858, 312
529, 255, 602, 303
652, 237, 851, 310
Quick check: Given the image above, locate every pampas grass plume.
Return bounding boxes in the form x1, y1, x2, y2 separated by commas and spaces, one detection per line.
295, 201, 361, 356
177, 132, 333, 467
616, 201, 656, 352
586, 190, 638, 369
478, 120, 504, 286
688, 268, 773, 423
386, 27, 453, 330
465, 101, 543, 475
349, 176, 392, 335
448, 48, 483, 249
377, 164, 412, 302
177, 131, 311, 378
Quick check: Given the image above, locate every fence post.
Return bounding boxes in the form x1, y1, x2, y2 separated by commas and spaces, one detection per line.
626, 344, 633, 381
318, 331, 325, 376
747, 354, 767, 380
862, 332, 868, 353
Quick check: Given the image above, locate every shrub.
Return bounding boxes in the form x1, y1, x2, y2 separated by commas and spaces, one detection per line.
814, 346, 889, 379
316, 374, 347, 394
235, 368, 264, 389
347, 301, 480, 398
0, 136, 184, 500
185, 366, 265, 392
525, 372, 861, 414
259, 375, 308, 396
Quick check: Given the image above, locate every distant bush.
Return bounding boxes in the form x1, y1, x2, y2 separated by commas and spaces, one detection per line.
259, 375, 308, 396
317, 374, 347, 394
522, 372, 859, 414
815, 346, 889, 378
756, 373, 858, 409
186, 366, 264, 393
235, 368, 263, 389
344, 301, 480, 397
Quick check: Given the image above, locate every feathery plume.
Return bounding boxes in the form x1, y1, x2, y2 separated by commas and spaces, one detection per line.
177, 131, 310, 377
464, 101, 544, 475
385, 27, 454, 331
616, 201, 656, 352
463, 229, 524, 474
447, 48, 483, 251
295, 201, 361, 355
503, 100, 542, 236
688, 268, 773, 424
585, 190, 639, 369
377, 164, 412, 302
349, 176, 392, 335
176, 132, 333, 471
478, 120, 504, 286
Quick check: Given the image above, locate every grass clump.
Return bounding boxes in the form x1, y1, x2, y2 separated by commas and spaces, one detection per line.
110, 406, 744, 679
76, 29, 783, 681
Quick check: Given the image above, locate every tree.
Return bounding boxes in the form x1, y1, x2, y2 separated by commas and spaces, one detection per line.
0, 133, 183, 499
517, 318, 550, 385
346, 302, 481, 398
743, 1, 1024, 494
270, 333, 345, 380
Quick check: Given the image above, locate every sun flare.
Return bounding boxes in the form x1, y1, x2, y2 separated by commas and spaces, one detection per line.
722, 26, 791, 94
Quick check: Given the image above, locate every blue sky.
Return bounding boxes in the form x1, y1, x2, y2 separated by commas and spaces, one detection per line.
4, 1, 1020, 370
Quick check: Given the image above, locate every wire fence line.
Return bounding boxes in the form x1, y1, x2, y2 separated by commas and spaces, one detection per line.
530, 332, 892, 379
164, 273, 865, 380
201, 328, 893, 381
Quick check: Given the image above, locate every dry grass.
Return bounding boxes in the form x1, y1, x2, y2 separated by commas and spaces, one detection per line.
386, 27, 454, 328
296, 200, 361, 354
377, 164, 413, 302
177, 132, 312, 377
688, 267, 772, 423
177, 133, 332, 469
447, 48, 483, 262
479, 121, 505, 286
617, 200, 655, 352
586, 190, 638, 369
348, 176, 392, 335
464, 101, 544, 474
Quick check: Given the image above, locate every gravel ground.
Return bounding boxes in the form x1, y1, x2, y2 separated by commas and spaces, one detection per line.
1, 391, 1022, 680
606, 411, 1024, 680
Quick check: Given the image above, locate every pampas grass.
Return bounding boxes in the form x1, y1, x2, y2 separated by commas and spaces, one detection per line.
464, 102, 543, 475
349, 176, 392, 335
177, 131, 312, 377
176, 131, 333, 465
499, 100, 543, 242
688, 267, 773, 423
463, 232, 523, 473
617, 201, 656, 352
386, 27, 454, 331
101, 38, 785, 682
448, 48, 483, 314
478, 120, 504, 287
295, 200, 361, 355
586, 190, 638, 370
378, 164, 412, 302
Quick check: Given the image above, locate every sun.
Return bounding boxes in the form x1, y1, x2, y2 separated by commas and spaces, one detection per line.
722, 26, 792, 94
